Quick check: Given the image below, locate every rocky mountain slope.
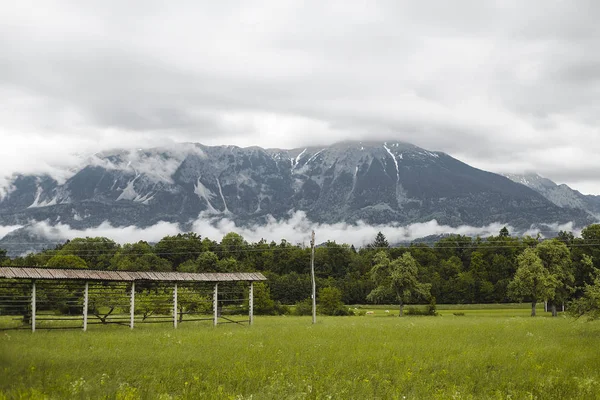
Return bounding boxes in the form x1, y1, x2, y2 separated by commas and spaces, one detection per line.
0, 141, 595, 254
504, 173, 600, 218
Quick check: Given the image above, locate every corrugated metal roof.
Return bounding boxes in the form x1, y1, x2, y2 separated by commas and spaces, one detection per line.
0, 267, 267, 282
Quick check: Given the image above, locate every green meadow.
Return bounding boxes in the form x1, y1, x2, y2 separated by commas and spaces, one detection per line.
2, 306, 600, 399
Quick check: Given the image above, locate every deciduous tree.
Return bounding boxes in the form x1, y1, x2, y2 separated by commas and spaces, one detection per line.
508, 248, 558, 316
368, 251, 431, 317
536, 240, 573, 316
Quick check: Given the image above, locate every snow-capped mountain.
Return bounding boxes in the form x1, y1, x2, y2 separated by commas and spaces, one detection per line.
504, 173, 600, 218
0, 141, 595, 254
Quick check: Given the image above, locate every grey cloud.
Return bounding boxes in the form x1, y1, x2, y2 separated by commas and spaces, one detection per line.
1, 1, 600, 193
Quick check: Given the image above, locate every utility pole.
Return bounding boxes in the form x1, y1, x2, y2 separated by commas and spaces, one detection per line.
311, 230, 316, 324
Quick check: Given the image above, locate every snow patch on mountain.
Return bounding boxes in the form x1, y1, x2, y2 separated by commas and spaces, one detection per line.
216, 178, 230, 214
383, 143, 400, 182
116, 177, 139, 201
194, 178, 218, 213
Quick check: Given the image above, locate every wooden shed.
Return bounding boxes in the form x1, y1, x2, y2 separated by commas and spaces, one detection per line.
0, 267, 267, 332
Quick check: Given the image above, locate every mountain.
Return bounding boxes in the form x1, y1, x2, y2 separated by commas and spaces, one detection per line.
0, 141, 595, 255
504, 173, 600, 219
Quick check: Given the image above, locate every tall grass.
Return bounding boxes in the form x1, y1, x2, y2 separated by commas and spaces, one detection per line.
1, 313, 600, 399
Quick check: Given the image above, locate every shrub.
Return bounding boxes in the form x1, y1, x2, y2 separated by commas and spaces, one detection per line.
331, 307, 352, 316
405, 299, 438, 316
318, 287, 347, 316
293, 298, 313, 316
273, 302, 291, 315
253, 282, 277, 315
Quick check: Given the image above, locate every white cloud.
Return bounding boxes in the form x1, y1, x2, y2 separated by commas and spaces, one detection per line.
0, 225, 22, 240
191, 211, 513, 246
8, 211, 572, 250
26, 220, 180, 245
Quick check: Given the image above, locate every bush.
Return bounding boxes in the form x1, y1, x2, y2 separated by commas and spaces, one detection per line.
427, 297, 438, 316
331, 307, 352, 316
273, 302, 291, 315
318, 287, 346, 316
405, 307, 428, 316
253, 282, 277, 315
405, 298, 438, 316
293, 298, 313, 316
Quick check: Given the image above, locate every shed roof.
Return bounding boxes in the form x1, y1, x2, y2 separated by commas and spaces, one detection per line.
0, 267, 267, 282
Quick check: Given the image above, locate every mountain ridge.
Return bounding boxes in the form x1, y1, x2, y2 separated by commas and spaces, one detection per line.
504, 173, 600, 218
0, 140, 596, 255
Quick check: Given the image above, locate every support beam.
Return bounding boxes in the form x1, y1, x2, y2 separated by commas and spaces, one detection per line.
249, 282, 254, 326
83, 282, 89, 332
213, 283, 218, 327
173, 283, 178, 329
130, 281, 135, 329
311, 230, 316, 324
31, 281, 36, 333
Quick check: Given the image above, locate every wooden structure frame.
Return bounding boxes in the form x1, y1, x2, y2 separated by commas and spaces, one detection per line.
0, 267, 266, 332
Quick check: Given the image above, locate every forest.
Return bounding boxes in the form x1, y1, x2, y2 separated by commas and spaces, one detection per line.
1, 224, 599, 315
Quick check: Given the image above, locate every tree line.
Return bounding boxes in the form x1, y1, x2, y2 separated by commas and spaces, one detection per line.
1, 225, 599, 317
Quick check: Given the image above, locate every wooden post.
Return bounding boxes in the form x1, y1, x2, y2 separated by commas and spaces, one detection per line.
31, 281, 36, 333
83, 282, 89, 332
130, 281, 135, 329
249, 282, 254, 326
311, 230, 316, 324
173, 283, 178, 329
213, 283, 218, 327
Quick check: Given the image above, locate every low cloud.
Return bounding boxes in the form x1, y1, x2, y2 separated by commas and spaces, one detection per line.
25, 220, 181, 245
0, 225, 22, 240
191, 211, 514, 246
4, 211, 577, 251
523, 222, 582, 238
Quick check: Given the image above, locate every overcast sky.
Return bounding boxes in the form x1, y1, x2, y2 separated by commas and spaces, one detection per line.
1, 1, 600, 194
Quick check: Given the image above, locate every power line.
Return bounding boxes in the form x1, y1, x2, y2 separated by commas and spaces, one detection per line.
6, 238, 600, 247
5, 242, 600, 258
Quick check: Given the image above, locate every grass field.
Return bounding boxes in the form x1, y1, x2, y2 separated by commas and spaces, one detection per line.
1, 306, 600, 399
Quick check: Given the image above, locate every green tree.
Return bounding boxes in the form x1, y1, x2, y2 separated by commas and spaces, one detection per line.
314, 241, 353, 278
370, 232, 389, 249
0, 248, 8, 265
154, 233, 203, 268
216, 257, 241, 272
508, 248, 558, 317
367, 251, 431, 317
557, 230, 575, 245
436, 256, 463, 303
110, 241, 171, 272
219, 232, 247, 260
469, 251, 494, 302
536, 240, 573, 316
88, 283, 128, 324
45, 254, 88, 269
569, 255, 599, 320
177, 259, 198, 273
267, 272, 312, 304
56, 237, 118, 270
581, 224, 600, 241
196, 251, 219, 272
253, 282, 277, 315
581, 224, 600, 272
